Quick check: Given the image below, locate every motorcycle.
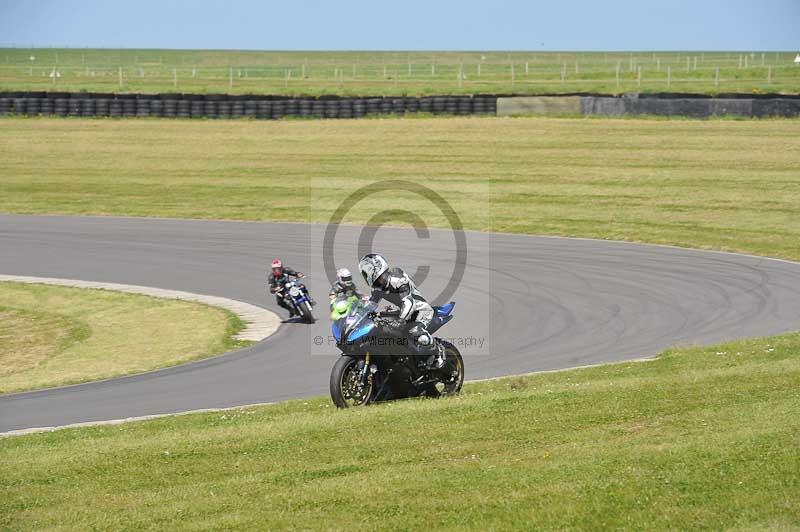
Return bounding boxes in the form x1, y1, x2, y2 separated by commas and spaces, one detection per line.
277, 278, 315, 322
329, 299, 464, 408
330, 294, 359, 321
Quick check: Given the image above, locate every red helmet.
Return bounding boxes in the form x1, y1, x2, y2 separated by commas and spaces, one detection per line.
271, 259, 283, 276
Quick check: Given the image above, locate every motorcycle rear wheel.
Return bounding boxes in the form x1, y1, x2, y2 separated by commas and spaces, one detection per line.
330, 356, 375, 408
426, 340, 464, 397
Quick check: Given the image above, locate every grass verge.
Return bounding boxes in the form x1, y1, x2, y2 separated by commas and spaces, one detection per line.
1, 333, 798, 529
1, 114, 799, 528
0, 282, 250, 394
1, 116, 798, 260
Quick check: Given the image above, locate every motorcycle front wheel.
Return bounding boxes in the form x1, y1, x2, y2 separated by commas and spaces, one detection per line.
299, 301, 315, 323
330, 356, 375, 408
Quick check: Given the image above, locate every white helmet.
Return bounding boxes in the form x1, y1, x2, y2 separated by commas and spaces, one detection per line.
337, 267, 354, 286
358, 253, 389, 289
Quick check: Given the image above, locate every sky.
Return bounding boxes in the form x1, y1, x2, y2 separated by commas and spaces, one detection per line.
0, 0, 798, 51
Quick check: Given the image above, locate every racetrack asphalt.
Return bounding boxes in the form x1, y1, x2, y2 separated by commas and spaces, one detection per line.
2, 214, 800, 433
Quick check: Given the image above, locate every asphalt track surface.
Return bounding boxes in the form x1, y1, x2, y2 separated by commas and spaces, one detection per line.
2, 214, 800, 433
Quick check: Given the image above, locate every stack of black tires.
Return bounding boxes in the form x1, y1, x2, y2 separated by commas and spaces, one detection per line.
0, 91, 498, 120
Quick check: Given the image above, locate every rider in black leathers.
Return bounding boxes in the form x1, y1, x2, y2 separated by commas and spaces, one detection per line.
357, 253, 445, 369
268, 258, 307, 318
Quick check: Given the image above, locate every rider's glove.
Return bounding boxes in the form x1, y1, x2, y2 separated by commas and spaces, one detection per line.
380, 306, 402, 318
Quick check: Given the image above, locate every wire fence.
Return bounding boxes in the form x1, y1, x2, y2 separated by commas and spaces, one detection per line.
1, 49, 798, 95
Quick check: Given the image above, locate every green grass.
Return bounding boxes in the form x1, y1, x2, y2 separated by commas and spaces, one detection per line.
0, 282, 250, 394
1, 116, 799, 260
1, 333, 798, 530
1, 48, 798, 96
1, 115, 799, 529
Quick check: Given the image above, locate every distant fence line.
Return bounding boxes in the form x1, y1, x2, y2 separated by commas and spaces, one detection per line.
1, 92, 798, 119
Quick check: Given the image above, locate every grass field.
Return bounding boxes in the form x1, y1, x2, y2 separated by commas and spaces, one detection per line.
1, 333, 798, 529
0, 282, 248, 393
1, 116, 798, 260
1, 48, 799, 96
1, 115, 799, 529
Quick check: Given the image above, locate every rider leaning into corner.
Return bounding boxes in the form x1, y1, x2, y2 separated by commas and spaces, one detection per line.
358, 253, 446, 369
268, 258, 308, 318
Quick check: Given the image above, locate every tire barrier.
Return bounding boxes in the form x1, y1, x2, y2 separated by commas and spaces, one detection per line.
123, 99, 137, 118
40, 98, 53, 115
81, 99, 96, 117
3, 92, 797, 120
96, 98, 110, 117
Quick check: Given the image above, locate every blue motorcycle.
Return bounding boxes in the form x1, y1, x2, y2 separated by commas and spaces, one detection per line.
278, 278, 315, 322
329, 299, 464, 407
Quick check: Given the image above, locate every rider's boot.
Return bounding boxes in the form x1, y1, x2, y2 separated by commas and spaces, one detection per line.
425, 343, 446, 370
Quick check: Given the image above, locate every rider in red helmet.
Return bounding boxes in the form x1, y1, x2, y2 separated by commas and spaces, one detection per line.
267, 258, 307, 318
